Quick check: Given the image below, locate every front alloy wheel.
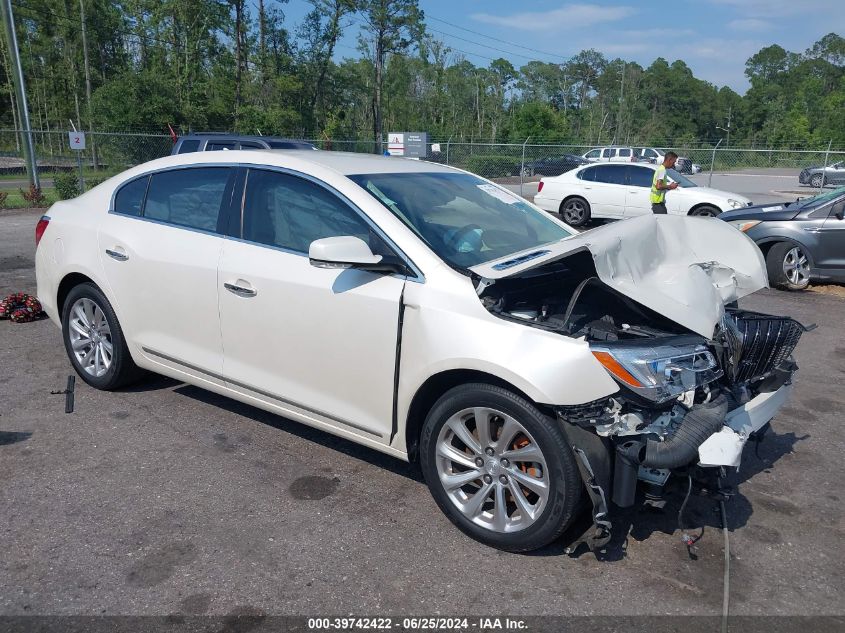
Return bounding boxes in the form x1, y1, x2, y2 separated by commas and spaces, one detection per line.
420, 383, 581, 552
766, 242, 811, 290
810, 174, 824, 188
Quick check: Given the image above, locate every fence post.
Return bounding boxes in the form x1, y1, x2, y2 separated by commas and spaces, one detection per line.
707, 138, 723, 188
446, 134, 452, 166
819, 139, 832, 194
520, 136, 531, 198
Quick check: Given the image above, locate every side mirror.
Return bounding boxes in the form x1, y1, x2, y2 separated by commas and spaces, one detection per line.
833, 204, 844, 220
309, 236, 382, 270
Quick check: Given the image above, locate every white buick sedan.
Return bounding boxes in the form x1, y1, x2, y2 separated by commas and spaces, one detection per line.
36, 151, 804, 552
534, 162, 752, 227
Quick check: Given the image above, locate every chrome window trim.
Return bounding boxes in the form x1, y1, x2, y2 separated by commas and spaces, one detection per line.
106, 161, 425, 283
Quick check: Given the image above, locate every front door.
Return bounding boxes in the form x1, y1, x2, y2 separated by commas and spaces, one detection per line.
218, 168, 406, 441
815, 199, 845, 272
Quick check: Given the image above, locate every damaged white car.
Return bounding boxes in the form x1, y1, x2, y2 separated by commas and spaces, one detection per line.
35, 151, 807, 552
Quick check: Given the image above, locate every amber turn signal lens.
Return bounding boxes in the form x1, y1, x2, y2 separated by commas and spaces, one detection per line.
592, 350, 643, 388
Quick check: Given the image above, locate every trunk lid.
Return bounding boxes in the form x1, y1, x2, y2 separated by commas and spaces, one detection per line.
470, 215, 768, 338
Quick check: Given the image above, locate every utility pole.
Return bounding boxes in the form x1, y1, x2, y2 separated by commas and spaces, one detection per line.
79, 0, 98, 169
616, 61, 625, 141
1, 0, 39, 188
717, 107, 732, 147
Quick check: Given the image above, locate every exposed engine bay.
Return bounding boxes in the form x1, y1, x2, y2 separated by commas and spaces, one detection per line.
476, 249, 811, 551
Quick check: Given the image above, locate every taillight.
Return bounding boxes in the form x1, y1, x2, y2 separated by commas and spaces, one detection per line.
537, 181, 544, 193
35, 216, 50, 247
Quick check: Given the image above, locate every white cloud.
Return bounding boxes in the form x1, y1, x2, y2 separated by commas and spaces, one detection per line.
470, 4, 637, 32
727, 18, 775, 32
709, 0, 838, 17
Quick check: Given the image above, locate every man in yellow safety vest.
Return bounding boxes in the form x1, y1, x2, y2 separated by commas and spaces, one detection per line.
650, 151, 679, 214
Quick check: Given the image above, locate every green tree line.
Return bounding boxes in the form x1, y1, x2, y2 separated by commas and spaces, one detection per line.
1, 0, 843, 150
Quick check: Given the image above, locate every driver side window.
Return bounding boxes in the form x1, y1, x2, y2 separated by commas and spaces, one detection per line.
242, 169, 373, 254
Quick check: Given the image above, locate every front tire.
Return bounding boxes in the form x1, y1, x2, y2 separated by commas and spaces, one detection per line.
810, 174, 825, 188
560, 197, 591, 227
61, 282, 144, 390
420, 383, 582, 552
689, 205, 720, 217
766, 242, 811, 290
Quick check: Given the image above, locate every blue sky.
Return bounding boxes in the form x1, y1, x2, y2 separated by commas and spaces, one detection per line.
280, 0, 844, 94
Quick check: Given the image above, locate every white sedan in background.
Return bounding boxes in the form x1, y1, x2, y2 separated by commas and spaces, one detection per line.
535, 162, 751, 227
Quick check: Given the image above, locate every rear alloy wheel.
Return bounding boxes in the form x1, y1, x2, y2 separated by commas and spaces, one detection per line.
810, 174, 825, 188
420, 383, 581, 552
520, 166, 534, 178
766, 242, 811, 290
61, 283, 145, 389
560, 197, 591, 227
690, 205, 720, 217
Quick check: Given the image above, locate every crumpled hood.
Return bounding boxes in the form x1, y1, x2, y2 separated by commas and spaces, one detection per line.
470, 215, 768, 338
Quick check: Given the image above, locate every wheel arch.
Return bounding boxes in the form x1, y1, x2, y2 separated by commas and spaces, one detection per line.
756, 236, 816, 269
403, 369, 545, 463
57, 272, 98, 314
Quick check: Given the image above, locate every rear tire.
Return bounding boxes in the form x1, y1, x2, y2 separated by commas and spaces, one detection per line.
560, 197, 591, 227
766, 242, 811, 290
420, 383, 582, 552
61, 283, 145, 390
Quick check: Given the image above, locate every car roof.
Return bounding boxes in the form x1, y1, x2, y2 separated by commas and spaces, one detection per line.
120, 150, 456, 178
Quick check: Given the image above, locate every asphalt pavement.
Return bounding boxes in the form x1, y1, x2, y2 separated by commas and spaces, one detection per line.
1, 208, 844, 618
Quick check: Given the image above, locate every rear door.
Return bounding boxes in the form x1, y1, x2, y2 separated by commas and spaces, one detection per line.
624, 165, 655, 216
217, 168, 406, 441
583, 164, 626, 218
97, 166, 237, 379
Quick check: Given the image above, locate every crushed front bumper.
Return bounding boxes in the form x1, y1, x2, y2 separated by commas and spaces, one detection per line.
697, 382, 793, 468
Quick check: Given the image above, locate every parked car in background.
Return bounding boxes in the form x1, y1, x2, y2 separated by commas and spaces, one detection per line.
535, 162, 751, 227
799, 161, 845, 188
520, 154, 588, 177
721, 186, 845, 290
172, 134, 317, 154
34, 150, 803, 553
582, 146, 638, 163
634, 147, 664, 164
675, 157, 702, 175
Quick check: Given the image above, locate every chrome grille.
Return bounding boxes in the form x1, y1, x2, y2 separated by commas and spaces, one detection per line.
721, 312, 804, 383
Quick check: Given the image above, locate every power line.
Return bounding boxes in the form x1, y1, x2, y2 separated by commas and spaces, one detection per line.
427, 14, 567, 62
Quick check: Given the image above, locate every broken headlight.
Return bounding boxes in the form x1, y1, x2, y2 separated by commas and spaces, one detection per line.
591, 339, 723, 403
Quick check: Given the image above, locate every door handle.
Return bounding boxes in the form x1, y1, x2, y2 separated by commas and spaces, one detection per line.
224, 282, 257, 297
105, 248, 128, 261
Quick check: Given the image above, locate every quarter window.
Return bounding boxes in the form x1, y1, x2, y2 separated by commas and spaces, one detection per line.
144, 167, 232, 232
578, 166, 597, 181
242, 170, 372, 253
113, 176, 148, 216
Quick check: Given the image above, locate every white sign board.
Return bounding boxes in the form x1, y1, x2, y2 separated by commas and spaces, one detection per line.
387, 133, 404, 156
431, 143, 441, 153
68, 131, 86, 150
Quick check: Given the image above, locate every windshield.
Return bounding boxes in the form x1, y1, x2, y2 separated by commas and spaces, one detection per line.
666, 169, 697, 187
349, 172, 574, 268
796, 185, 845, 208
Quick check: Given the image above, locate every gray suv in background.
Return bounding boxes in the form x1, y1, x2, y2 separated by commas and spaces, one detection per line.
720, 186, 845, 290
172, 134, 317, 154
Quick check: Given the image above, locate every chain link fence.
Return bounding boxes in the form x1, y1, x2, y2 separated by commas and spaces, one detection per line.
2, 129, 843, 205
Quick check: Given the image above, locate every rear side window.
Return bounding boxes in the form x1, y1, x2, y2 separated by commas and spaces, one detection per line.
602, 148, 614, 158
144, 167, 232, 232
627, 166, 654, 187
113, 176, 148, 216
618, 148, 631, 158
242, 169, 372, 253
239, 142, 264, 150
177, 140, 200, 154
593, 165, 627, 185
